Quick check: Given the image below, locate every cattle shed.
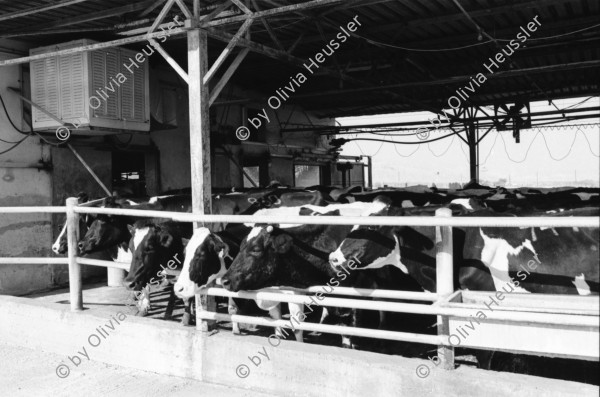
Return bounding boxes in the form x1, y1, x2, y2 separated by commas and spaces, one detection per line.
0, 1, 599, 396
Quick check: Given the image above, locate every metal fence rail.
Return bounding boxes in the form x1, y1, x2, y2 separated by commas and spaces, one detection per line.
1, 197, 599, 370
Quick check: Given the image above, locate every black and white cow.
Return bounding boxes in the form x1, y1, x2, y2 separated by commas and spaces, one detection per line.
328, 199, 598, 373
328, 199, 599, 296
122, 219, 192, 317
171, 224, 307, 338
77, 195, 193, 318
216, 202, 400, 346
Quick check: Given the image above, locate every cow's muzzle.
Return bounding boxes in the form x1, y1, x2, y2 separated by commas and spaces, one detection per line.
220, 277, 231, 290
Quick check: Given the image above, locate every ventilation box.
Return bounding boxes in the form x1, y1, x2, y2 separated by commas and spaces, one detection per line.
30, 39, 150, 133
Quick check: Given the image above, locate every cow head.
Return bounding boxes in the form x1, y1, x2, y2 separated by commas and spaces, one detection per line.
221, 209, 342, 292
220, 226, 287, 291
124, 221, 183, 291
52, 192, 92, 255
79, 214, 130, 254
79, 197, 130, 254
174, 228, 229, 299
329, 197, 409, 274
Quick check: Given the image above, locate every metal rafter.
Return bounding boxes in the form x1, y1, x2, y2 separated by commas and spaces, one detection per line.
0, 0, 92, 22
0, 0, 156, 36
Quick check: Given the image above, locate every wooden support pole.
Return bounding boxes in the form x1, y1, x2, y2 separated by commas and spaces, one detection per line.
66, 197, 83, 311
68, 144, 112, 196
148, 38, 189, 83
188, 22, 215, 332
147, 0, 175, 35
435, 208, 454, 370
174, 0, 193, 19
203, 18, 253, 85
187, 25, 212, 221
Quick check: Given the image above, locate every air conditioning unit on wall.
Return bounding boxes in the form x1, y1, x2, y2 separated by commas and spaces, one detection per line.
30, 39, 150, 133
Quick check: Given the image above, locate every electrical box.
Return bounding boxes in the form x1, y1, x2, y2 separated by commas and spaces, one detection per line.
30, 39, 150, 133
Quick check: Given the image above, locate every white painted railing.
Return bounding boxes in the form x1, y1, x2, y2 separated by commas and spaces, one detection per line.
1, 198, 598, 369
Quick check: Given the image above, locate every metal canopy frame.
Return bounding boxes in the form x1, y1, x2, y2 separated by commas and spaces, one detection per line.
1, 0, 597, 187
0, 0, 352, 215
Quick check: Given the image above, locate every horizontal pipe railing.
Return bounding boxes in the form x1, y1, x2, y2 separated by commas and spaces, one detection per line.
0, 258, 69, 264
74, 206, 599, 228
0, 206, 66, 214
78, 198, 106, 207
76, 257, 130, 270
1, 201, 599, 368
444, 301, 599, 316
203, 288, 600, 328
198, 311, 446, 345
263, 286, 439, 301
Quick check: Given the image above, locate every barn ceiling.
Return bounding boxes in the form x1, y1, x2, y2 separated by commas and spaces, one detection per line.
1, 0, 599, 118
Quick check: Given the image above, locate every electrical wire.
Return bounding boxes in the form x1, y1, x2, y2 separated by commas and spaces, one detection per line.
356, 34, 493, 52
393, 142, 420, 157
0, 136, 22, 144
496, 22, 600, 42
479, 128, 599, 165
558, 96, 595, 111
342, 131, 457, 145
0, 92, 30, 136
0, 92, 70, 150
353, 139, 385, 157
354, 22, 600, 52
0, 92, 33, 155
0, 135, 29, 155
428, 134, 456, 157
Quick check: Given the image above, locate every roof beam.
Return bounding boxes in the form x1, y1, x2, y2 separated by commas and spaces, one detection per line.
282, 106, 600, 132
0, 0, 156, 37
280, 6, 599, 47
0, 0, 92, 23
201, 0, 346, 27
213, 59, 600, 106
147, 0, 175, 35
251, 0, 284, 50
138, 0, 167, 18
209, 48, 250, 105
0, 26, 189, 67
204, 17, 254, 84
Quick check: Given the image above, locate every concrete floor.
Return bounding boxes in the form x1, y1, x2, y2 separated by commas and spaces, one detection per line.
0, 342, 275, 397
27, 281, 187, 322
3, 284, 598, 397
19, 281, 599, 392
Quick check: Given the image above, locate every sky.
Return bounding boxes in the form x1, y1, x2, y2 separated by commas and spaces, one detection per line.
337, 97, 600, 188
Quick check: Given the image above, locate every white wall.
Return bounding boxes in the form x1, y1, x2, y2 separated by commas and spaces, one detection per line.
0, 39, 58, 295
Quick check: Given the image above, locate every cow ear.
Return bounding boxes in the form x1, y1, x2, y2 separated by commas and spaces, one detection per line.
208, 235, 229, 259
159, 232, 174, 248
271, 233, 293, 254
127, 224, 135, 235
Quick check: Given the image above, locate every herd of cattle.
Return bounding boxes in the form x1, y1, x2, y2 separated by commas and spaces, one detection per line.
52, 184, 599, 379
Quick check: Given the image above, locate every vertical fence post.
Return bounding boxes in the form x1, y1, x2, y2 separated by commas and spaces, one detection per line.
66, 197, 83, 311
197, 293, 217, 332
435, 207, 454, 369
